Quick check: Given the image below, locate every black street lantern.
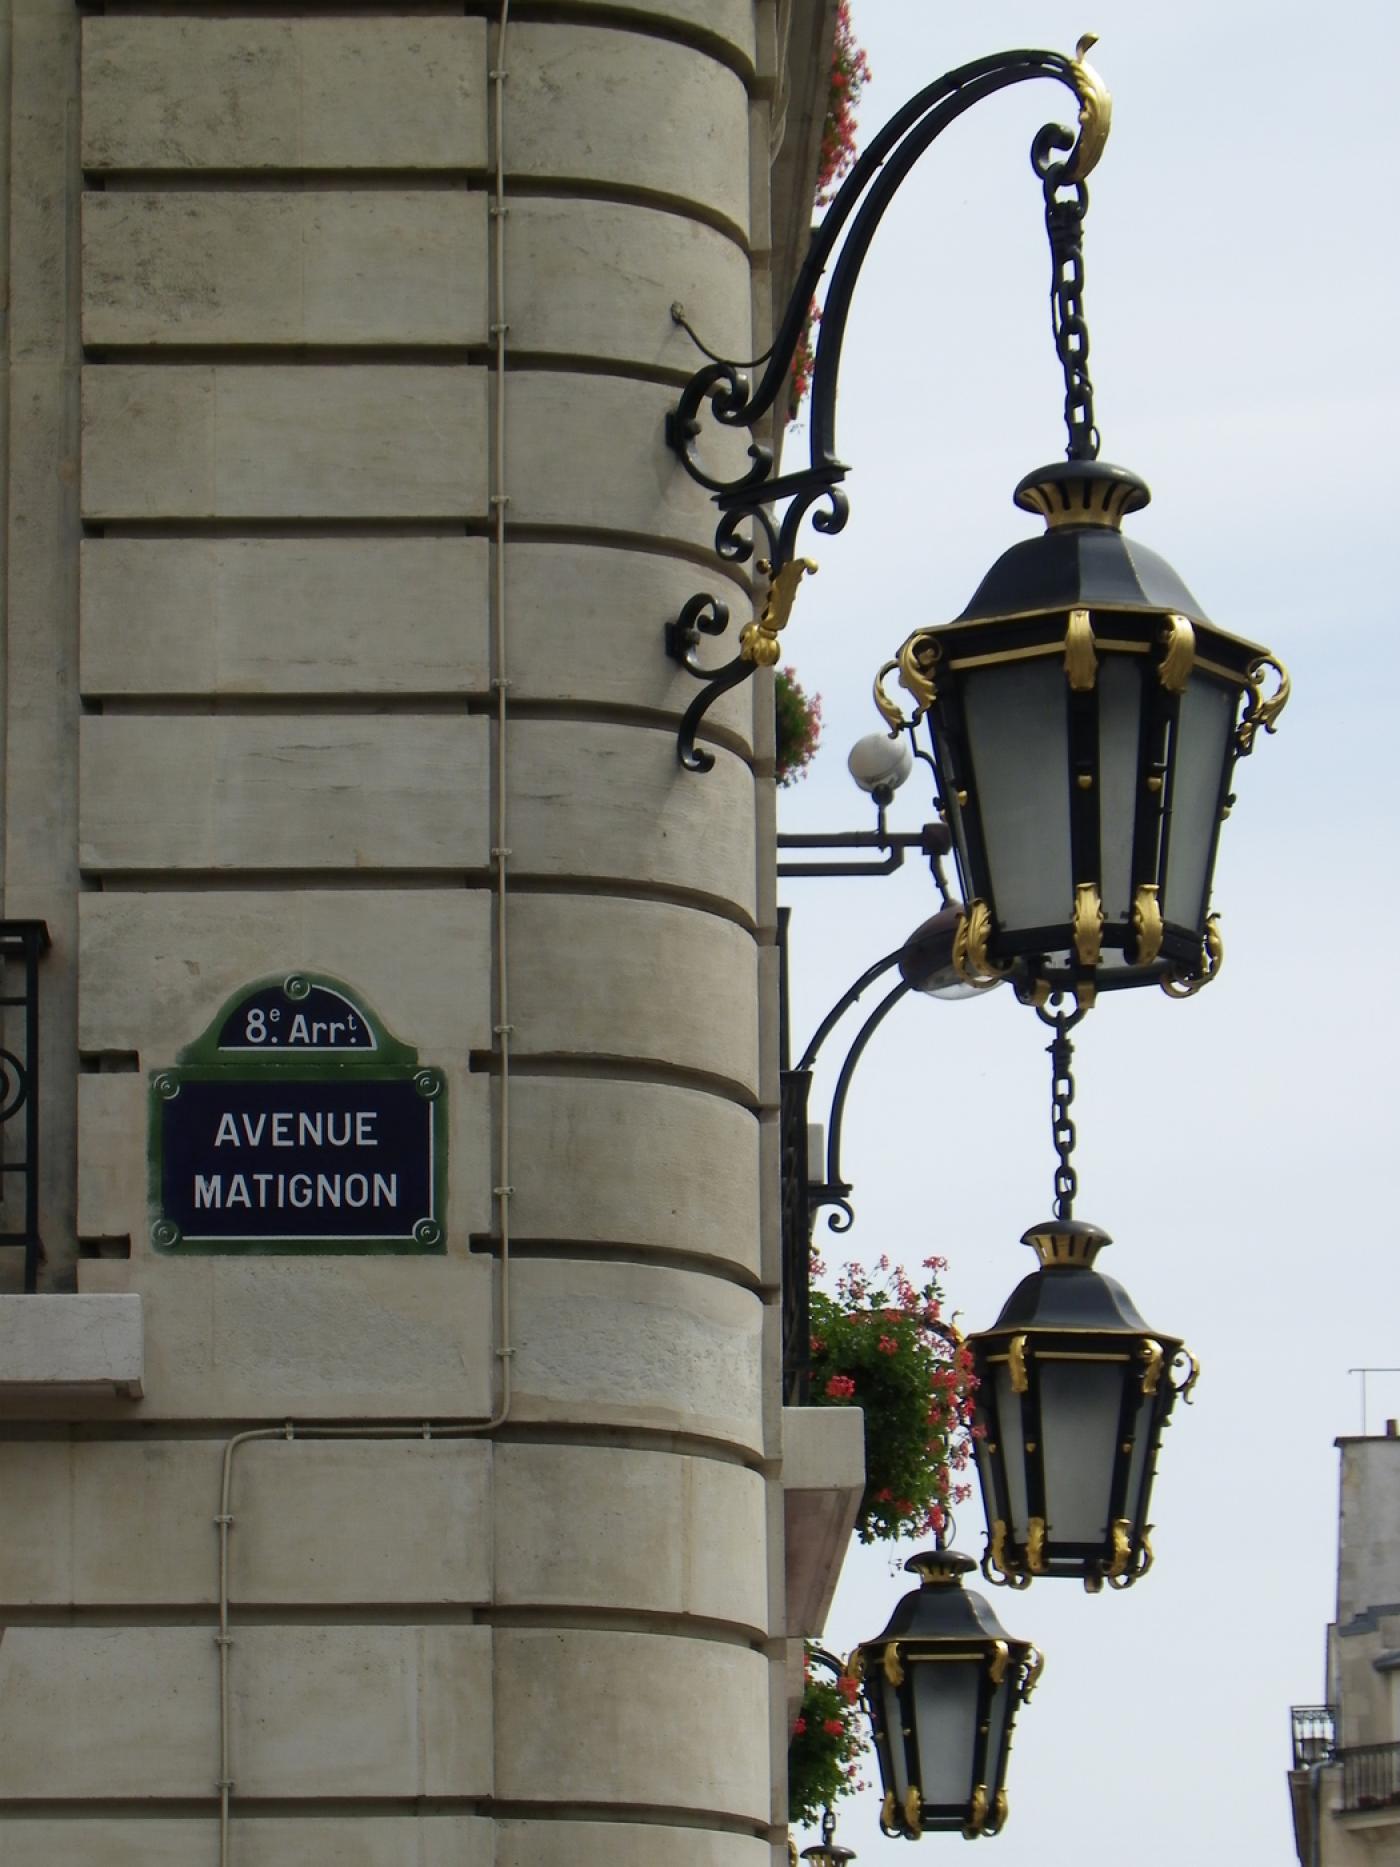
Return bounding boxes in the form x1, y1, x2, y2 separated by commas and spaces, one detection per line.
873, 461, 1289, 1007
853, 1548, 1043, 1841
966, 1218, 1198, 1591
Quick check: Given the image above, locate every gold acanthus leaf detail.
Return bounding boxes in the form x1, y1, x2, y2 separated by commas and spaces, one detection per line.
738, 555, 816, 667
1132, 884, 1164, 966
1067, 33, 1112, 182
1236, 654, 1290, 755
1072, 882, 1104, 969
1064, 607, 1097, 691
1158, 614, 1196, 693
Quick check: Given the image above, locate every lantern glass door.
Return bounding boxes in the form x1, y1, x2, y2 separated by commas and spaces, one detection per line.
913, 1660, 979, 1809
1162, 674, 1237, 933
960, 659, 1070, 932
1037, 1358, 1124, 1549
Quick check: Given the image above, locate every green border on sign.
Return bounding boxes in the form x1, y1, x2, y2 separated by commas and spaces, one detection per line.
148, 972, 448, 1256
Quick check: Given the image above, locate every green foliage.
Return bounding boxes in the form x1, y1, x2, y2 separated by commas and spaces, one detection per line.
774, 665, 822, 787
787, 1648, 867, 1828
808, 1256, 977, 1543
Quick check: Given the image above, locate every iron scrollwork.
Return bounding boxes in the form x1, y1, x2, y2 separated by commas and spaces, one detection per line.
663, 40, 1112, 769
0, 922, 51, 1292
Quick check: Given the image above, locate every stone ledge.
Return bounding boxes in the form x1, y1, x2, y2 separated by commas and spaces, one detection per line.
0, 1295, 144, 1398
782, 1403, 864, 1638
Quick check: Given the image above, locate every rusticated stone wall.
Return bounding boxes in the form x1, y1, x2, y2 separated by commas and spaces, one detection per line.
0, 1, 833, 1861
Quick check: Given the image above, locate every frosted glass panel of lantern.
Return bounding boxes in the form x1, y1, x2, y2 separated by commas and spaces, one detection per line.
1097, 654, 1143, 925
912, 1658, 980, 1807
880, 1676, 910, 1801
993, 1364, 1029, 1539
1162, 676, 1236, 933
1037, 1360, 1125, 1543
960, 660, 1070, 932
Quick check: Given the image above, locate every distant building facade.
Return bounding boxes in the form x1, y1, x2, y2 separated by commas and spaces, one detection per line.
1291, 1430, 1400, 1866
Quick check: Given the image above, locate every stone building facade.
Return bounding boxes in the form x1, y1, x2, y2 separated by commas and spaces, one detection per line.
1291, 1431, 1400, 1866
0, 4, 861, 1862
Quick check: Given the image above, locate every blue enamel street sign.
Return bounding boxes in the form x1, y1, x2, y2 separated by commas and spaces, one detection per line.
150, 974, 446, 1254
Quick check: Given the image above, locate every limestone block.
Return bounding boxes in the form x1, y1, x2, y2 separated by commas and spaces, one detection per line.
685, 1454, 770, 1631
1, 1817, 491, 1867
78, 889, 491, 1062
503, 542, 751, 742
508, 895, 758, 1095
69, 1255, 494, 1421
237, 1624, 491, 1798
506, 196, 749, 368
495, 1629, 769, 1821
508, 1258, 763, 1453
81, 537, 488, 699
495, 1825, 771, 1867
758, 941, 782, 1107
555, 0, 755, 66
507, 25, 749, 235
83, 192, 487, 348
510, 720, 755, 916
0, 1437, 490, 1607
77, 1075, 144, 1243
507, 1077, 760, 1276
226, 1438, 492, 1607
0, 1294, 143, 1395
0, 1624, 491, 1799
81, 365, 486, 520
758, 1112, 782, 1286
0, 1440, 75, 1604
494, 1443, 766, 1633
79, 717, 486, 874
82, 17, 487, 171
508, 372, 748, 552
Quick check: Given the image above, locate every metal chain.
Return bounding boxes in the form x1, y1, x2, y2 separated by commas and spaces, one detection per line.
1047, 1012, 1078, 1220
1043, 171, 1099, 462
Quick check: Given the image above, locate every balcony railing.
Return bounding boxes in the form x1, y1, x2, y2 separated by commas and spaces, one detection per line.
1292, 1705, 1337, 1770
1342, 1741, 1400, 1813
0, 921, 49, 1293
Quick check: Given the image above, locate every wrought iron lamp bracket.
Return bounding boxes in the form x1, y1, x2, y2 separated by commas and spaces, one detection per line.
663, 39, 1111, 771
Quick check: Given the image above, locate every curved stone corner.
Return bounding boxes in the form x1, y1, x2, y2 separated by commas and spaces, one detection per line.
507, 1076, 760, 1276
507, 1257, 764, 1454
494, 1627, 770, 1822
508, 894, 759, 1096
509, 719, 755, 917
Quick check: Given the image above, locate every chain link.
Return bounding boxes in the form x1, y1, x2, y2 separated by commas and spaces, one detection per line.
1043, 172, 1099, 462
1047, 1013, 1078, 1220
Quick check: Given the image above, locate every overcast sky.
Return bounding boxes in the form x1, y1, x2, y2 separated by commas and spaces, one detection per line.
778, 4, 1400, 1860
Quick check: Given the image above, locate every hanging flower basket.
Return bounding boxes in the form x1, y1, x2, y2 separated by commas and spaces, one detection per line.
816, 2, 873, 205
809, 1256, 978, 1543
788, 1645, 868, 1827
775, 665, 822, 787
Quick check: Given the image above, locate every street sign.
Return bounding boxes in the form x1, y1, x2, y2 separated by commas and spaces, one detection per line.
149, 973, 446, 1253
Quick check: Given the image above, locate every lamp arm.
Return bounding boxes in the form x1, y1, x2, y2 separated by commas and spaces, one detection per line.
664, 40, 1110, 771
795, 950, 903, 1074
820, 980, 911, 1232
668, 43, 1108, 557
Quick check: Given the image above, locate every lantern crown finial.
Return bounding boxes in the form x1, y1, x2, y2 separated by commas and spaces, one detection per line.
1020, 1217, 1111, 1269
906, 1547, 977, 1587
1013, 459, 1150, 531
